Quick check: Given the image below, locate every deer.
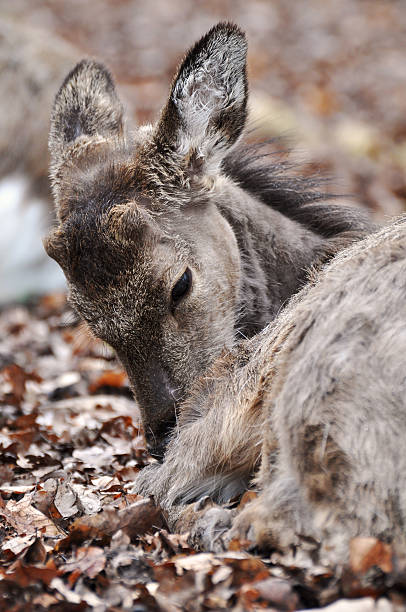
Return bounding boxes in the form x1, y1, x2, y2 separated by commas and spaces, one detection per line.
135, 216, 406, 564
45, 22, 375, 463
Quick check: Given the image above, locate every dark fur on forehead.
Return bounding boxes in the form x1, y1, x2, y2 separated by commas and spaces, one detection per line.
45, 191, 162, 292
59, 148, 139, 221
57, 134, 210, 222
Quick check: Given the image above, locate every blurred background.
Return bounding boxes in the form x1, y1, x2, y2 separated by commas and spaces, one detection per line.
1, 0, 405, 304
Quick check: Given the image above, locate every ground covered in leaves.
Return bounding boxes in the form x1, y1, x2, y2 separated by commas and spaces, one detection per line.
0, 295, 406, 611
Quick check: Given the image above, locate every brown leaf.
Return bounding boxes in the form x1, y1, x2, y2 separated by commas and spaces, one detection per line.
33, 480, 58, 515
237, 490, 258, 511
39, 292, 67, 315
24, 537, 47, 565
350, 537, 393, 574
0, 465, 13, 484
239, 577, 300, 610
1, 364, 41, 407
58, 498, 165, 549
88, 370, 127, 394
157, 529, 193, 555
10, 411, 39, 431
0, 559, 60, 587
115, 466, 141, 482
1, 493, 64, 537
60, 546, 106, 579
99, 415, 139, 439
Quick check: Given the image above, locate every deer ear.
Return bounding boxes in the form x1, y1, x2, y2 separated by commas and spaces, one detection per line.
156, 22, 248, 173
49, 59, 125, 164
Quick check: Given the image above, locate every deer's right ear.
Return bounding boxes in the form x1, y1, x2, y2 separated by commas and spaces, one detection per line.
49, 59, 125, 168
155, 23, 248, 176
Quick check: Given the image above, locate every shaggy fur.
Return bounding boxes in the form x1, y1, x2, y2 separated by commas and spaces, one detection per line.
135, 217, 406, 563
46, 23, 374, 456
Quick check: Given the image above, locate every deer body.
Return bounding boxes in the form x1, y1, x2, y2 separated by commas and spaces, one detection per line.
46, 23, 374, 458
135, 217, 406, 562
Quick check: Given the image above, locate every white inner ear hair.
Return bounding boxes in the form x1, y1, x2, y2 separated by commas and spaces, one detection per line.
172, 51, 246, 164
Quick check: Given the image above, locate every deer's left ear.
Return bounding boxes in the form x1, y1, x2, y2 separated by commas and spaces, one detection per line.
49, 60, 127, 220
156, 22, 248, 174
49, 59, 125, 160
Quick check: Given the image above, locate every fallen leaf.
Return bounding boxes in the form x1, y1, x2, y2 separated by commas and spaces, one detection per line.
0, 483, 35, 494
174, 552, 220, 574
71, 484, 102, 514
60, 546, 106, 578
50, 577, 82, 604
54, 481, 79, 518
350, 537, 393, 574
1, 494, 63, 537
211, 565, 233, 584
24, 537, 48, 565
88, 370, 127, 394
0, 559, 60, 587
1, 365, 41, 407
58, 498, 165, 549
239, 576, 300, 610
72, 445, 115, 469
2, 534, 36, 556
31, 593, 60, 608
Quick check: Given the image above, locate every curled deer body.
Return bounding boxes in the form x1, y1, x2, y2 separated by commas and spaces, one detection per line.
136, 217, 406, 563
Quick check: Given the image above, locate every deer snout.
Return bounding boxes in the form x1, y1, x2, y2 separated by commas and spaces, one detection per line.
129, 362, 182, 460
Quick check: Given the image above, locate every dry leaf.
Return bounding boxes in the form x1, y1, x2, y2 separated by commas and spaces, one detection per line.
59, 498, 165, 547
54, 481, 79, 518
2, 494, 64, 537
0, 559, 60, 587
239, 577, 300, 610
1, 364, 41, 406
2, 534, 36, 556
350, 537, 393, 574
89, 370, 127, 394
60, 546, 106, 578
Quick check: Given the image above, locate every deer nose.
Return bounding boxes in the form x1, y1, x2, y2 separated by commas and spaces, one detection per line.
129, 362, 181, 458
146, 364, 180, 406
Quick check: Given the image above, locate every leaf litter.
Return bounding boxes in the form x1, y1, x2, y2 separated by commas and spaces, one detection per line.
1, 296, 406, 611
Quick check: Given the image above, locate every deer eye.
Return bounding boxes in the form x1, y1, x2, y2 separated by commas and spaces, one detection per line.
171, 268, 192, 305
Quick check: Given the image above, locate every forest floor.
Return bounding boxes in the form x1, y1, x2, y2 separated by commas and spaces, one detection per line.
1, 295, 405, 611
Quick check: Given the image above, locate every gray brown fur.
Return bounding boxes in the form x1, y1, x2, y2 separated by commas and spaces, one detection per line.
46, 23, 374, 456
135, 217, 406, 563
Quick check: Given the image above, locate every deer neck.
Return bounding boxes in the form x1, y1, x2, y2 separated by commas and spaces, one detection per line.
216, 179, 326, 338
